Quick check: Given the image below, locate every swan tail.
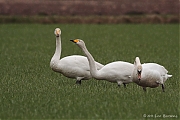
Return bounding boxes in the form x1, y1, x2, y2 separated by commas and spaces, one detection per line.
167, 74, 172, 78
162, 74, 172, 82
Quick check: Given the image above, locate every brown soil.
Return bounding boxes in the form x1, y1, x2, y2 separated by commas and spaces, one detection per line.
0, 0, 179, 24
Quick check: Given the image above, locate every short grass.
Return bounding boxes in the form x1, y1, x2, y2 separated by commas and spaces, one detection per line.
0, 24, 179, 119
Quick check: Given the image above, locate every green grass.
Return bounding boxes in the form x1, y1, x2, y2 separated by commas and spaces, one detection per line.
0, 24, 179, 119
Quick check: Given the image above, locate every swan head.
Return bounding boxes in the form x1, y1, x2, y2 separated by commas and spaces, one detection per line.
70, 39, 85, 47
134, 57, 142, 80
54, 28, 61, 37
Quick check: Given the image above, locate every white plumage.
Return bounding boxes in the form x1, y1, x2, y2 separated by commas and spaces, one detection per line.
50, 28, 104, 84
71, 39, 133, 87
142, 63, 172, 83
132, 57, 172, 92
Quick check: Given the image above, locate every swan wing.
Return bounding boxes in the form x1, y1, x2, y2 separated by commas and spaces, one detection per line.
60, 55, 103, 71
99, 61, 134, 81
140, 69, 163, 87
142, 63, 172, 82
60, 55, 89, 71
142, 63, 168, 75
70, 55, 104, 70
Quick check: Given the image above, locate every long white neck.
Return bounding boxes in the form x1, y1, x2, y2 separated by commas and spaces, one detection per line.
134, 58, 141, 70
136, 61, 141, 66
50, 36, 61, 67
78, 43, 101, 79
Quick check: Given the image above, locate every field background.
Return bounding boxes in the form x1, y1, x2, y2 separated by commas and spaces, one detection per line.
0, 0, 178, 15
0, 24, 179, 119
0, 0, 179, 24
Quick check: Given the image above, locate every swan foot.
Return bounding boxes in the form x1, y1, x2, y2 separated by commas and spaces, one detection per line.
117, 83, 126, 88
76, 80, 81, 85
162, 84, 165, 92
143, 87, 146, 92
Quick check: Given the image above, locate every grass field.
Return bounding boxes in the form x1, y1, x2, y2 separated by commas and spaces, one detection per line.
0, 24, 179, 119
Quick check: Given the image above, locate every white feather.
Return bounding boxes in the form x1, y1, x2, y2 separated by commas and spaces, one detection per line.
50, 28, 104, 84
73, 39, 133, 86
132, 57, 172, 92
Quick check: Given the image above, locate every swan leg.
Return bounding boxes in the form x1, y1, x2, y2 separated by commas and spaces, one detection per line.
76, 80, 81, 85
76, 77, 84, 85
143, 87, 146, 92
117, 81, 123, 87
123, 83, 127, 88
162, 84, 165, 92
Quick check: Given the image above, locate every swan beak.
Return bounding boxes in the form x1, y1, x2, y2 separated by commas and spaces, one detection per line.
70, 39, 79, 43
70, 39, 75, 43
137, 70, 141, 80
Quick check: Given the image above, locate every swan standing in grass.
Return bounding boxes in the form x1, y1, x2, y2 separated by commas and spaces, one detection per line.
70, 39, 134, 87
132, 57, 172, 92
50, 28, 104, 84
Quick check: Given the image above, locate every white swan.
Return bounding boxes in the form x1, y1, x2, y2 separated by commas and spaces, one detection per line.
132, 57, 172, 92
50, 28, 104, 84
70, 39, 134, 87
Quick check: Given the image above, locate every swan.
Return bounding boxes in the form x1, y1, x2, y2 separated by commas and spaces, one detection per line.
50, 28, 104, 84
70, 39, 134, 87
132, 57, 172, 92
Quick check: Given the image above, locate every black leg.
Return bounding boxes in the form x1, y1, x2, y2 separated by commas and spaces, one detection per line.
162, 84, 165, 92
123, 83, 126, 88
76, 80, 81, 85
143, 87, 146, 92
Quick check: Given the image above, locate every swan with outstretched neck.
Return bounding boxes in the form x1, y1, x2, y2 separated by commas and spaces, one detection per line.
50, 28, 104, 84
71, 39, 134, 87
132, 57, 172, 92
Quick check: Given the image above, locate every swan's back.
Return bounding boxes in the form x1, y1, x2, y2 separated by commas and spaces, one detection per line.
142, 63, 172, 82
101, 61, 133, 71
60, 55, 103, 70
99, 61, 134, 81
59, 55, 90, 72
142, 63, 168, 74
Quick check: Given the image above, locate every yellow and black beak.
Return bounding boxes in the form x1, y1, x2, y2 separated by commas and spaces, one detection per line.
70, 39, 79, 43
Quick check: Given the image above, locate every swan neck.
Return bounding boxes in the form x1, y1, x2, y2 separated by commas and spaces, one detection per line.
80, 44, 99, 78
50, 36, 61, 67
136, 58, 141, 66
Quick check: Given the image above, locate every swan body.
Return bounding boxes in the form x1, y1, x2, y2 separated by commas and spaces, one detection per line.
142, 63, 172, 82
51, 55, 103, 80
93, 61, 133, 85
71, 39, 134, 87
132, 57, 172, 92
50, 28, 104, 84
